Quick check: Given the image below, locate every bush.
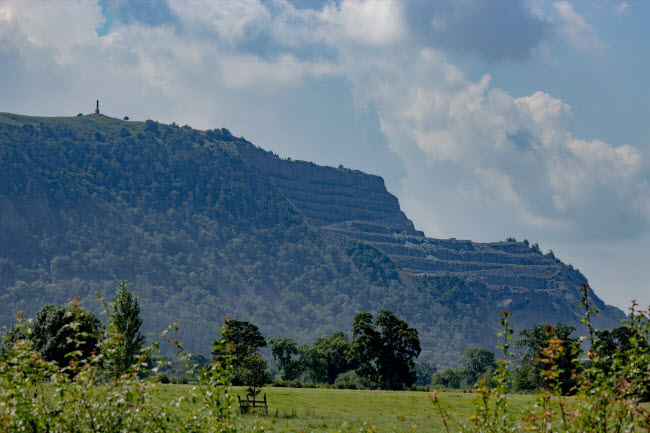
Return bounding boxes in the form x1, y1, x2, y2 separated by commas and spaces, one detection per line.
172, 375, 189, 385
0, 301, 240, 432
273, 378, 302, 388
431, 368, 464, 389
334, 370, 377, 390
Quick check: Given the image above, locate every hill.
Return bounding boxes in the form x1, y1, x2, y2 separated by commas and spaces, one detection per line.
0, 112, 624, 366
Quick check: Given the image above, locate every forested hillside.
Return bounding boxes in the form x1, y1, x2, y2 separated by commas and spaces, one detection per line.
0, 113, 624, 366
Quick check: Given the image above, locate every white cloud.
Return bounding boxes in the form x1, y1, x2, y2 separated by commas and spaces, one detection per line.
0, 0, 103, 63
553, 1, 607, 55
218, 54, 340, 89
321, 0, 407, 46
616, 2, 630, 16
167, 0, 270, 42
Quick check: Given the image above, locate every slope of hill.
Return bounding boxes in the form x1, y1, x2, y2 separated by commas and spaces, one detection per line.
0, 113, 624, 366
235, 140, 624, 332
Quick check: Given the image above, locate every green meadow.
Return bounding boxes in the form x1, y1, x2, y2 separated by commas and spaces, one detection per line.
155, 385, 534, 432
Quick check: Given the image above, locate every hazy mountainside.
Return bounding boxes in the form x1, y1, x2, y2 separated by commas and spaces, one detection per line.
235, 140, 624, 332
0, 113, 624, 366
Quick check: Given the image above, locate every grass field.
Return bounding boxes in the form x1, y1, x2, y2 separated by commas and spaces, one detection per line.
157, 385, 534, 432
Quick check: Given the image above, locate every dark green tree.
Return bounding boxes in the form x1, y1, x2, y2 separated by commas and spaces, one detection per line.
298, 331, 358, 384
431, 367, 464, 389
352, 310, 421, 390
2, 304, 103, 368
593, 326, 644, 361
460, 346, 496, 386
216, 319, 267, 361
107, 282, 145, 378
237, 354, 269, 398
215, 319, 267, 385
591, 325, 650, 399
514, 323, 579, 395
268, 336, 302, 381
311, 331, 358, 384
414, 362, 437, 387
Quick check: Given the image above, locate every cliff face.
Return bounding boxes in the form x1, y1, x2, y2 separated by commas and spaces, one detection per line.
237, 142, 625, 333
235, 142, 422, 235
321, 222, 622, 331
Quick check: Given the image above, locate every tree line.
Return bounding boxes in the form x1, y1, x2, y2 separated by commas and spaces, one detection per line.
428, 319, 647, 398
1, 282, 145, 380
216, 309, 422, 395
4, 281, 645, 401
0, 285, 424, 392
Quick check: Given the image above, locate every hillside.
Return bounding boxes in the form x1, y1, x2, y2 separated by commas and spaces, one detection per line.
0, 113, 624, 366
235, 140, 623, 332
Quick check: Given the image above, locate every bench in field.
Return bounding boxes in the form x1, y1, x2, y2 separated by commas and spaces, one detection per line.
238, 394, 268, 415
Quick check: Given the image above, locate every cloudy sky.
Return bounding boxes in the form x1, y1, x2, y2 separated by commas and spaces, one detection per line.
1, 0, 648, 310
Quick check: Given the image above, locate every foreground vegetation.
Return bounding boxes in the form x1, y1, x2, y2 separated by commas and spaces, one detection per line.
2, 283, 650, 431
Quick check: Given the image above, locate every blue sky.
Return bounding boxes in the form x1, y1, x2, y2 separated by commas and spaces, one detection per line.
0, 0, 648, 310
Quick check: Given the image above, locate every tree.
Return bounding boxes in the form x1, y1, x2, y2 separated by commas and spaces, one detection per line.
268, 336, 302, 381
352, 310, 421, 390
297, 331, 358, 384
237, 354, 269, 398
217, 319, 266, 361
591, 325, 650, 399
431, 367, 464, 389
460, 347, 496, 386
414, 362, 437, 387
514, 323, 579, 395
593, 326, 645, 362
2, 303, 103, 368
215, 319, 267, 385
311, 331, 358, 384
107, 282, 145, 378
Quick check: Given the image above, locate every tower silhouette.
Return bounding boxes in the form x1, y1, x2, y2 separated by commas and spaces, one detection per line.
95, 100, 100, 114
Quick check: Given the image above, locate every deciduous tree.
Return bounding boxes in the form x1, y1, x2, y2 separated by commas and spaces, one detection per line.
3, 303, 103, 368
352, 310, 421, 390
268, 336, 302, 381
106, 282, 145, 378
460, 346, 496, 386
514, 323, 579, 394
216, 319, 267, 385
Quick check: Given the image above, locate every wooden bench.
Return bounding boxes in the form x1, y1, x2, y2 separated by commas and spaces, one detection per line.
238, 394, 268, 415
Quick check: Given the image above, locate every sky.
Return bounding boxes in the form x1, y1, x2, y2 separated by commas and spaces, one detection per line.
0, 0, 648, 311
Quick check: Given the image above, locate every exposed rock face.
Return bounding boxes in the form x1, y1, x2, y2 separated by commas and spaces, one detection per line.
321, 221, 623, 331
236, 142, 422, 235
237, 141, 625, 332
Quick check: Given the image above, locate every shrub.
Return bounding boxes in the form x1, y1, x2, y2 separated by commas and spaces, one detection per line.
431, 368, 464, 389
0, 300, 239, 432
334, 370, 377, 390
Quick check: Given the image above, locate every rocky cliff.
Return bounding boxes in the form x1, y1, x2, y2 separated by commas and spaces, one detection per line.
235, 142, 422, 235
